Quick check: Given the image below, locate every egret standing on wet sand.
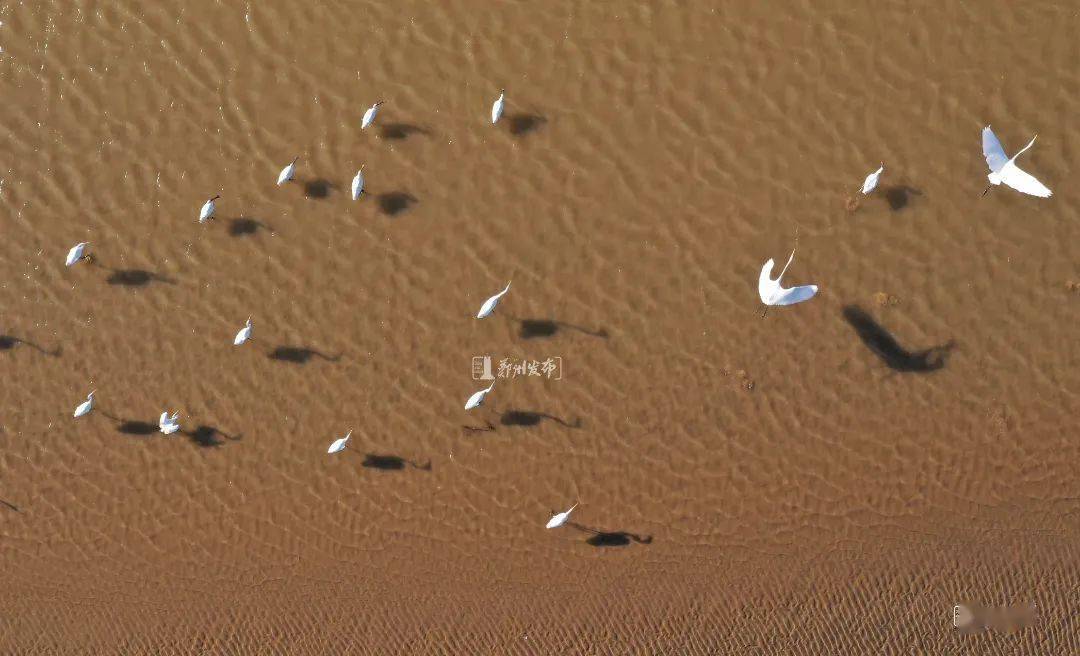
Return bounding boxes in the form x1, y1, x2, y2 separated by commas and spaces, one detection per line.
73, 391, 95, 418
491, 90, 505, 125
277, 157, 298, 185
327, 430, 351, 454
476, 281, 511, 319
546, 504, 578, 529
861, 163, 884, 195
361, 101, 384, 130
65, 242, 91, 267
351, 167, 365, 200
234, 318, 253, 346
199, 195, 220, 223
464, 380, 496, 410
981, 126, 1052, 198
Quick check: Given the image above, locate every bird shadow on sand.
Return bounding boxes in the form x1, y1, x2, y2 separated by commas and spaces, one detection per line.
267, 345, 341, 365
566, 522, 653, 548
514, 317, 609, 340
506, 113, 547, 137
228, 217, 273, 237
377, 192, 418, 217
102, 412, 159, 436
184, 425, 242, 448
500, 410, 583, 429
1, 499, 20, 512
842, 305, 955, 373
90, 260, 175, 288
0, 335, 61, 357
881, 185, 923, 211
380, 123, 430, 140
360, 453, 432, 471
303, 178, 338, 200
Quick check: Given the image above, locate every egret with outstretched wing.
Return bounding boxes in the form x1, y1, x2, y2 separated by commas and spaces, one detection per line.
758, 246, 818, 317
982, 126, 1051, 198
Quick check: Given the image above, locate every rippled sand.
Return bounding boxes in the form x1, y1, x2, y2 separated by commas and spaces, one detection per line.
2, 1, 1079, 653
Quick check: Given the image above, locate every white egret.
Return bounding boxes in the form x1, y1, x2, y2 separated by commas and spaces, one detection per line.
491, 89, 505, 125
351, 167, 365, 200
73, 391, 95, 418
233, 317, 252, 346
65, 242, 90, 267
464, 380, 496, 410
861, 163, 884, 194
476, 281, 511, 319
361, 101, 384, 130
277, 157, 298, 185
758, 245, 818, 317
327, 430, 351, 454
546, 503, 578, 529
159, 411, 180, 435
982, 126, 1052, 197
199, 195, 220, 223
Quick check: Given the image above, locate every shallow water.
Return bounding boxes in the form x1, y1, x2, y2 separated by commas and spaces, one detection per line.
1, 1, 1078, 652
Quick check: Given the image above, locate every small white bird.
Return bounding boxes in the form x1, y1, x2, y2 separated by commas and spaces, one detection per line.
361, 101, 384, 130
546, 503, 578, 529
159, 411, 180, 435
277, 157, 299, 185
982, 126, 1052, 198
861, 163, 884, 195
758, 245, 819, 317
464, 380, 497, 410
327, 430, 351, 454
73, 391, 95, 418
351, 167, 365, 200
491, 89, 505, 125
65, 242, 90, 267
476, 281, 512, 319
199, 195, 220, 223
233, 317, 253, 346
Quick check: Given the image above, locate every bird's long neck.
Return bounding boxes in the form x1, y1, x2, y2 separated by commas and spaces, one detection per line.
1010, 136, 1037, 163
777, 247, 797, 282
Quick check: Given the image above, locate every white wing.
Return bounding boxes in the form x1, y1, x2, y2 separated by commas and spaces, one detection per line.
234, 327, 249, 345
159, 411, 169, 427
758, 259, 777, 303
982, 126, 1009, 173
491, 97, 504, 124
999, 162, 1052, 198
772, 284, 819, 306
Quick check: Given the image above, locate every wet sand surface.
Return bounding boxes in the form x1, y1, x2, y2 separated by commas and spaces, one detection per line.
2, 1, 1079, 653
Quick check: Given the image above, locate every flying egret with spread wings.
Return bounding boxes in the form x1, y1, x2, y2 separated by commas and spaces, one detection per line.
758, 245, 819, 318
982, 126, 1051, 198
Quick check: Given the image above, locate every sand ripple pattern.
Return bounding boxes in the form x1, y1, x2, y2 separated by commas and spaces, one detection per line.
1, 0, 1079, 652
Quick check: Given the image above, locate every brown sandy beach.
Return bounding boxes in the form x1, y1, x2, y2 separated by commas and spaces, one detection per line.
1, 0, 1079, 652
